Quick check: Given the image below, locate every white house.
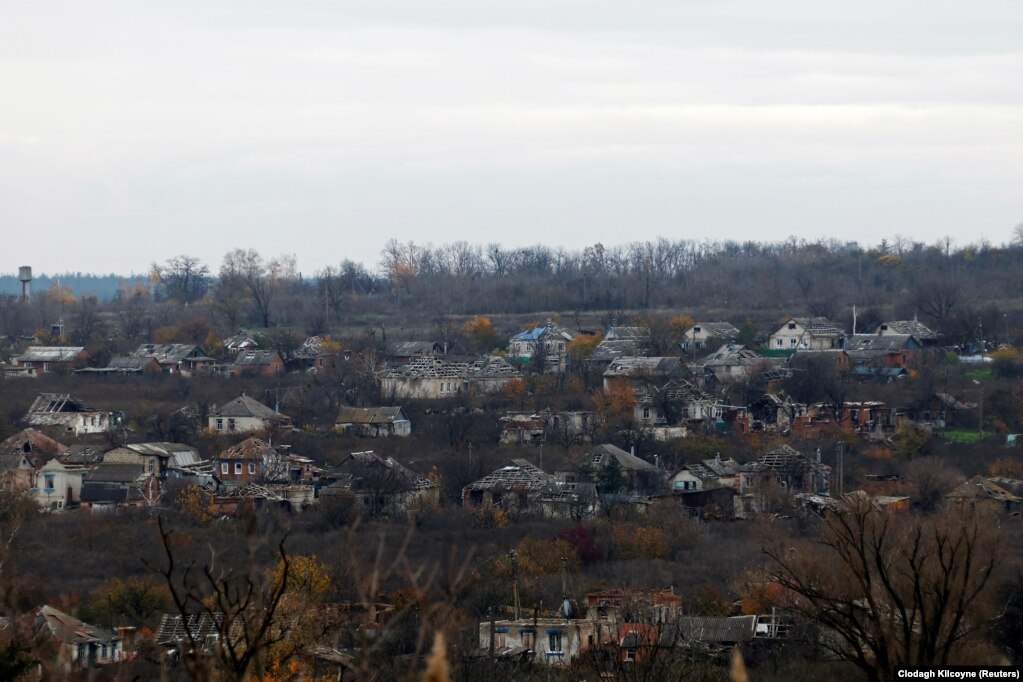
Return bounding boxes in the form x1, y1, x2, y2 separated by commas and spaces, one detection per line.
208, 395, 292, 433
681, 322, 741, 352
33, 459, 85, 511
768, 317, 844, 351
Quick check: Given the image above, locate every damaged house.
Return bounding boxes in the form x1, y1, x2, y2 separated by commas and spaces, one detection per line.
80, 463, 161, 512
746, 445, 831, 495
681, 322, 741, 353
769, 317, 845, 351
499, 409, 598, 445
319, 451, 438, 516
335, 407, 412, 437
585, 444, 662, 494
215, 438, 319, 487
508, 320, 574, 373
379, 354, 521, 400
0, 428, 68, 490
462, 459, 554, 513
699, 344, 764, 383
126, 343, 214, 375
23, 393, 121, 437
589, 326, 653, 368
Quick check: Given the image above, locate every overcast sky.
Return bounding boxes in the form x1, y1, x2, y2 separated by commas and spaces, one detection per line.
3, 1, 1021, 275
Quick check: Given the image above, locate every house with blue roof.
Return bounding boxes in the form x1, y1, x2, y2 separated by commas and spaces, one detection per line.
508, 320, 574, 373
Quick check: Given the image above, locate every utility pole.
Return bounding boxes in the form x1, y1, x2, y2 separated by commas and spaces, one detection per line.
509, 550, 521, 621
835, 441, 844, 496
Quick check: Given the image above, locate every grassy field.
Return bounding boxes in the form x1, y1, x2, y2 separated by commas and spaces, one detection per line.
964, 368, 995, 381
944, 429, 983, 443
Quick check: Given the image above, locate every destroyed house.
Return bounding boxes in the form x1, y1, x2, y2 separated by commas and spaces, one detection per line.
590, 326, 653, 365
750, 445, 830, 494
636, 379, 721, 426
379, 354, 521, 399
320, 451, 437, 515
603, 356, 686, 391
462, 459, 554, 511
385, 341, 445, 364
29, 605, 122, 669
335, 407, 411, 437
129, 343, 206, 373
947, 477, 1021, 515
700, 344, 762, 382
23, 393, 120, 436
155, 612, 224, 653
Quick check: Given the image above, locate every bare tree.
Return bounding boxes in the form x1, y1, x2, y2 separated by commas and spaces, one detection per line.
0, 482, 35, 612
115, 281, 152, 342
152, 514, 295, 681
152, 255, 212, 304
765, 499, 1002, 682
220, 249, 297, 328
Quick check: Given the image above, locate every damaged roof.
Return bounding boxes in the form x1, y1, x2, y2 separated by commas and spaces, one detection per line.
328, 451, 433, 493
947, 477, 1022, 504
876, 320, 938, 340
233, 350, 281, 366
587, 444, 657, 472
467, 355, 522, 379
463, 459, 553, 493
591, 338, 651, 364
0, 428, 68, 470
786, 317, 844, 336
386, 341, 442, 357
603, 326, 652, 341
604, 356, 685, 378
756, 445, 831, 474
701, 345, 761, 367
336, 407, 408, 424
688, 322, 741, 337
217, 437, 271, 461
32, 605, 120, 647
380, 354, 468, 380
130, 343, 203, 363
845, 334, 919, 352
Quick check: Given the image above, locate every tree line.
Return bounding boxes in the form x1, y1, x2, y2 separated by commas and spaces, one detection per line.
2, 235, 1023, 348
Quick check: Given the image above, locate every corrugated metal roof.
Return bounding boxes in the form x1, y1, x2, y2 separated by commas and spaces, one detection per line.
14, 347, 85, 362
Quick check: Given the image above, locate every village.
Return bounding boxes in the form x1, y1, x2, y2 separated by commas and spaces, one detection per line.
1, 257, 1021, 681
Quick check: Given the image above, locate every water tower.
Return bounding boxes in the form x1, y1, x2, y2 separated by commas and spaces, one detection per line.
18, 266, 31, 301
